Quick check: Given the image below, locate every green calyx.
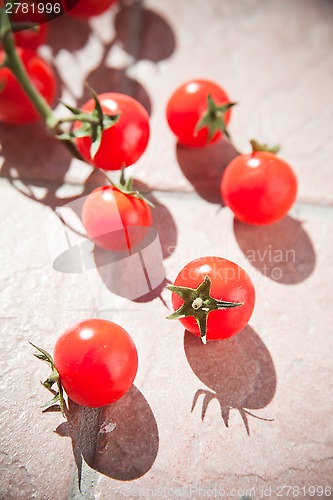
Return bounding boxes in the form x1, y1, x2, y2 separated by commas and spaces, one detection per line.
29, 342, 65, 417
195, 94, 236, 141
57, 86, 120, 160
166, 275, 244, 344
102, 167, 155, 208
250, 139, 280, 154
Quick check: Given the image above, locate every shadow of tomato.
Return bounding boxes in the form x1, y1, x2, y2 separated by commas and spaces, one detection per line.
133, 180, 177, 262
80, 67, 152, 115
184, 325, 277, 434
91, 178, 177, 303
114, 1, 176, 63
234, 216, 316, 284
0, 122, 80, 210
93, 226, 166, 302
47, 11, 91, 54
176, 139, 239, 204
56, 385, 159, 483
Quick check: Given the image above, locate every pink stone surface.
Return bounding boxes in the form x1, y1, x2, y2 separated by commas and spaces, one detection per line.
1, 0, 333, 498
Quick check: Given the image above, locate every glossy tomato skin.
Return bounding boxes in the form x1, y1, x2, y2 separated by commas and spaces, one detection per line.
0, 48, 56, 124
166, 79, 232, 147
221, 152, 297, 225
82, 186, 152, 251
68, 0, 117, 18
53, 319, 138, 408
172, 257, 255, 341
75, 93, 150, 170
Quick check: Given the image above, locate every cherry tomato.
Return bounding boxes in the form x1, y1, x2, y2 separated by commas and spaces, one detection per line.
168, 257, 255, 342
221, 152, 298, 225
68, 0, 118, 18
166, 79, 232, 147
82, 185, 152, 252
53, 319, 138, 408
0, 48, 56, 125
75, 92, 150, 170
10, 10, 48, 50
14, 24, 47, 50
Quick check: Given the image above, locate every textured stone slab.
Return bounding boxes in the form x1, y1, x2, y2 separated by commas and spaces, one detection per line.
1, 0, 333, 498
1, 177, 333, 497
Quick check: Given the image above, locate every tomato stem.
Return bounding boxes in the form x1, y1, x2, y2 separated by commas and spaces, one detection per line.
29, 342, 66, 417
250, 139, 280, 154
195, 94, 236, 141
0, 7, 84, 160
0, 8, 57, 127
56, 114, 101, 125
167, 275, 243, 344
100, 167, 155, 208
0, 9, 135, 165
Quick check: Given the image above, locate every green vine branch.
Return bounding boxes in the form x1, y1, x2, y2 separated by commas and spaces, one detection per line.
0, 7, 118, 161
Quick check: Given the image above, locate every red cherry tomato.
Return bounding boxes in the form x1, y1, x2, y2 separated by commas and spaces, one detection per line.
10, 10, 48, 50
0, 48, 56, 124
221, 152, 298, 225
82, 185, 152, 252
53, 319, 138, 408
170, 257, 255, 341
68, 0, 117, 18
14, 24, 47, 50
75, 92, 150, 170
166, 79, 232, 147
